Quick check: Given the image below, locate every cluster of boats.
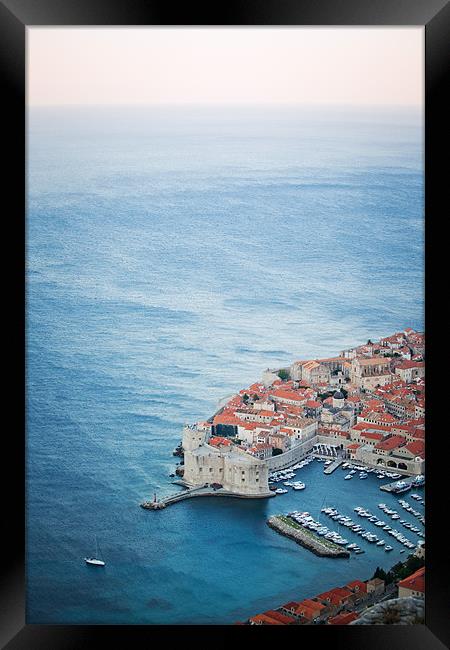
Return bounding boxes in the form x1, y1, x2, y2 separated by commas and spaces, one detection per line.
273, 481, 306, 494
344, 469, 369, 480
340, 463, 403, 481
287, 511, 363, 552
321, 507, 393, 551
397, 499, 425, 526
269, 456, 315, 493
390, 475, 425, 494
356, 506, 421, 549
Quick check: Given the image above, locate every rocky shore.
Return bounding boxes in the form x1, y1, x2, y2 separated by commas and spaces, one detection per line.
267, 515, 350, 558
350, 596, 424, 625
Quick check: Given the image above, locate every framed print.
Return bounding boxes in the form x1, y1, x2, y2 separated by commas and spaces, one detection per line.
1, 0, 449, 647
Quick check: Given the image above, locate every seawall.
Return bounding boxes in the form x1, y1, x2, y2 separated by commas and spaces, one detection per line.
267, 515, 350, 558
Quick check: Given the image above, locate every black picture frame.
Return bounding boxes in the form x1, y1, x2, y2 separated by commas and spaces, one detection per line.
1, 0, 448, 647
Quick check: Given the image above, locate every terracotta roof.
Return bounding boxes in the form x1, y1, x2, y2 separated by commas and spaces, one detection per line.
281, 601, 300, 611
328, 612, 359, 625
375, 435, 407, 451
396, 360, 425, 369
249, 613, 284, 625
263, 610, 296, 624
317, 587, 353, 605
297, 598, 325, 612
209, 436, 232, 447
346, 580, 367, 593
361, 411, 396, 423
398, 566, 425, 594
270, 389, 305, 401
405, 440, 425, 457
352, 422, 392, 433
213, 413, 242, 426
354, 357, 391, 366
361, 431, 385, 441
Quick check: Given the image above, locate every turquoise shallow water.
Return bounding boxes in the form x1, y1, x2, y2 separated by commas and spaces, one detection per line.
26, 105, 424, 624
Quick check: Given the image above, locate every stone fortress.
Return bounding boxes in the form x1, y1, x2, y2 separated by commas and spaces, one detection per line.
182, 424, 272, 497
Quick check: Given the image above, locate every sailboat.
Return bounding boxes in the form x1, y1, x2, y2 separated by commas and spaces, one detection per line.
84, 535, 105, 567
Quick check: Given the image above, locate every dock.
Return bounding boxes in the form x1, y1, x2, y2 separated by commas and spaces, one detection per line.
140, 484, 275, 510
324, 459, 343, 474
380, 479, 416, 493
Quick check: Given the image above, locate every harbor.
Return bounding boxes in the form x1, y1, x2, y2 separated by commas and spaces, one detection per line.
262, 454, 424, 562
143, 451, 425, 570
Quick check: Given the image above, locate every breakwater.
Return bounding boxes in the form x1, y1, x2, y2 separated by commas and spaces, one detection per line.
141, 484, 275, 509
267, 515, 350, 558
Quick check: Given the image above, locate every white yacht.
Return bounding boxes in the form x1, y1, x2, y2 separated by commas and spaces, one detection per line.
84, 536, 105, 567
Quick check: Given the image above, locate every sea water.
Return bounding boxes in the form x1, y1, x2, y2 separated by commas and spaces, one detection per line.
26, 105, 424, 623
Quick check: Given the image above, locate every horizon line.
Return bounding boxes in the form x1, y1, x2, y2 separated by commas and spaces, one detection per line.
28, 101, 423, 109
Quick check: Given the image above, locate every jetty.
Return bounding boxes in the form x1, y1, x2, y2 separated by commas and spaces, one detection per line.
141, 484, 275, 510
267, 515, 350, 558
380, 479, 416, 493
324, 459, 343, 474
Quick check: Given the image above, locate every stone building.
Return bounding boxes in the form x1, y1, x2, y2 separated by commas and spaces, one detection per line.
182, 425, 272, 497
398, 567, 425, 599
350, 357, 392, 390
366, 578, 385, 596
394, 361, 425, 383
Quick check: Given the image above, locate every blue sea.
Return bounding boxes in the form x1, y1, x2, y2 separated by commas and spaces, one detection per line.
26, 105, 424, 624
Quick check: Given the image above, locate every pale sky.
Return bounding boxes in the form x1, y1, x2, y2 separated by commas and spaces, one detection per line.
27, 27, 423, 107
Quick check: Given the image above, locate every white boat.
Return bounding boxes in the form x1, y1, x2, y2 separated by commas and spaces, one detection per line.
384, 545, 393, 551
293, 483, 305, 490
344, 474, 352, 480
275, 488, 288, 494
84, 535, 105, 567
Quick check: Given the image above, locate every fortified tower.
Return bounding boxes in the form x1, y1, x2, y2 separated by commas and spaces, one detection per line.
182, 424, 208, 451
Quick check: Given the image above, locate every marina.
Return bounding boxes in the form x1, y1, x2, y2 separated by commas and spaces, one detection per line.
267, 515, 350, 558
265, 454, 425, 557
